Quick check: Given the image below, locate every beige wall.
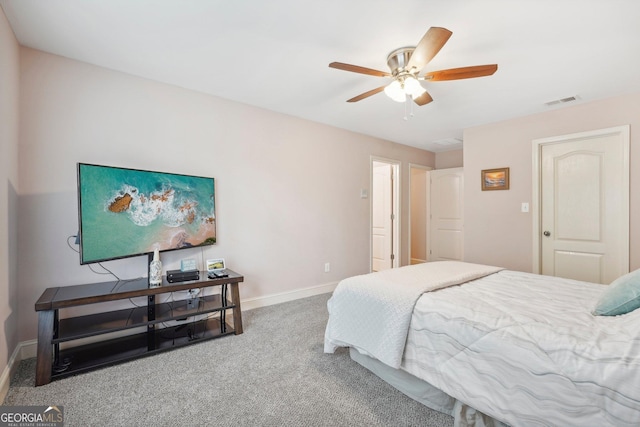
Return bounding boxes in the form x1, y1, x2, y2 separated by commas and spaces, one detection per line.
463, 92, 640, 273
17, 47, 435, 342
0, 6, 20, 390
435, 149, 463, 169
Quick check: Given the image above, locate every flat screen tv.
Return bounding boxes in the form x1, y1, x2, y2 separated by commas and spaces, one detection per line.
77, 163, 216, 264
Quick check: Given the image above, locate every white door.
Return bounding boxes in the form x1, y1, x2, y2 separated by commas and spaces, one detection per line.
372, 160, 399, 272
428, 168, 464, 261
538, 126, 629, 284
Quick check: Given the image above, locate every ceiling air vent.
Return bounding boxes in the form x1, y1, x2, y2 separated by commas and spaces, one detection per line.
433, 137, 463, 147
545, 95, 580, 107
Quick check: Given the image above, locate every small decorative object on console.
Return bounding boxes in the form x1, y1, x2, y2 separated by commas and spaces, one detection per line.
181, 258, 197, 271
149, 248, 162, 287
206, 258, 225, 272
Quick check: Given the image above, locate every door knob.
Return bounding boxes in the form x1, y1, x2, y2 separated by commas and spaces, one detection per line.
543, 231, 551, 237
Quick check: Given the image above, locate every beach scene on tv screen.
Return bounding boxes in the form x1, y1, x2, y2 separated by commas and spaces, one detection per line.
79, 164, 216, 264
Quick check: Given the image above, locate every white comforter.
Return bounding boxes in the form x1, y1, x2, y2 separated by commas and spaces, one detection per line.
402, 269, 640, 426
324, 261, 502, 368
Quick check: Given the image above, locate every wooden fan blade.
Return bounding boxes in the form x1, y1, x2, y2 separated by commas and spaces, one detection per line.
329, 62, 391, 77
347, 86, 386, 103
424, 64, 498, 81
406, 27, 453, 71
413, 90, 433, 106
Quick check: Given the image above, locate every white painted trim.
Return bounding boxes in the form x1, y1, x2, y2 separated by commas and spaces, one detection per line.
241, 281, 338, 311
531, 140, 541, 274
408, 164, 432, 269
370, 156, 402, 271
531, 125, 630, 274
20, 339, 37, 360
0, 342, 27, 403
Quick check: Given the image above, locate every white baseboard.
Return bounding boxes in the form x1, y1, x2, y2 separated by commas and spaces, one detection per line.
19, 339, 37, 360
241, 280, 338, 311
0, 341, 30, 403
0, 282, 337, 399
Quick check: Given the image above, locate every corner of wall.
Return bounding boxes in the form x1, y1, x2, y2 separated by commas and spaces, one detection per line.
0, 2, 22, 394
435, 149, 463, 169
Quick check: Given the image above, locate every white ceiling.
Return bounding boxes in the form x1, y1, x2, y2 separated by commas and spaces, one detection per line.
2, 0, 640, 152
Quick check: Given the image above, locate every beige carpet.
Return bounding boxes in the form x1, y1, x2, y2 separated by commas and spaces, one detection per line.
4, 293, 454, 427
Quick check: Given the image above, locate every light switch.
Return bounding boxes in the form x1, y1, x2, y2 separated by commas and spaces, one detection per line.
521, 202, 529, 213
360, 189, 368, 199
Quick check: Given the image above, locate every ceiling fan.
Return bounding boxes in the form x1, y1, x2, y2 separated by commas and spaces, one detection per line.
329, 27, 497, 106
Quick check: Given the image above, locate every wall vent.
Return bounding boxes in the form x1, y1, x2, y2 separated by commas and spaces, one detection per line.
545, 95, 580, 107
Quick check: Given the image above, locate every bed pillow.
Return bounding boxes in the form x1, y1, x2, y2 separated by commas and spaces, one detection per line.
592, 269, 640, 316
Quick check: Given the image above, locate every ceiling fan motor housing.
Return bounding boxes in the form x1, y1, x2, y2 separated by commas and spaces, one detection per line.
387, 47, 416, 78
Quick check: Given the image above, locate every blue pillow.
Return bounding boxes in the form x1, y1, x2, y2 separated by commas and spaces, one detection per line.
592, 269, 640, 316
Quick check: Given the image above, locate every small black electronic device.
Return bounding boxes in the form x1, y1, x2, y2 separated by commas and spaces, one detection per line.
166, 269, 200, 283
208, 270, 228, 279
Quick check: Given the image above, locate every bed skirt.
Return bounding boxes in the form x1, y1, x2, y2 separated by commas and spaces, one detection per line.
349, 348, 507, 427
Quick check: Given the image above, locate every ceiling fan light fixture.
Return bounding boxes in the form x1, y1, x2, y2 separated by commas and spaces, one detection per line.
403, 76, 426, 98
384, 80, 406, 102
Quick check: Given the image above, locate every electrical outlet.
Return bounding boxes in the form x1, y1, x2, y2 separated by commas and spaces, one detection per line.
324, 263, 330, 273
187, 288, 201, 310
187, 297, 199, 310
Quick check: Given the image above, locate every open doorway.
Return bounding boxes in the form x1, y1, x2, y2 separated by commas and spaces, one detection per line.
409, 164, 431, 264
371, 158, 400, 272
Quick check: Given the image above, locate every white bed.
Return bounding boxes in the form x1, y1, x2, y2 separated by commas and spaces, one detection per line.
324, 261, 640, 427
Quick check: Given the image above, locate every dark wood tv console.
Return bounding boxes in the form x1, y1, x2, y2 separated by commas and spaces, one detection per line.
34, 270, 243, 386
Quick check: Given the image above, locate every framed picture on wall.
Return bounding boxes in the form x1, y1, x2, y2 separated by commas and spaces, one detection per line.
481, 167, 510, 191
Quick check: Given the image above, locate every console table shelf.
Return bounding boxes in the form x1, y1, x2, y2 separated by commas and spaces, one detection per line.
35, 270, 243, 386
55, 294, 231, 342
55, 317, 230, 378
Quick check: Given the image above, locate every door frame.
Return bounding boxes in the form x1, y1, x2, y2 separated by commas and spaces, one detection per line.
408, 163, 432, 265
370, 156, 401, 272
531, 125, 630, 274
